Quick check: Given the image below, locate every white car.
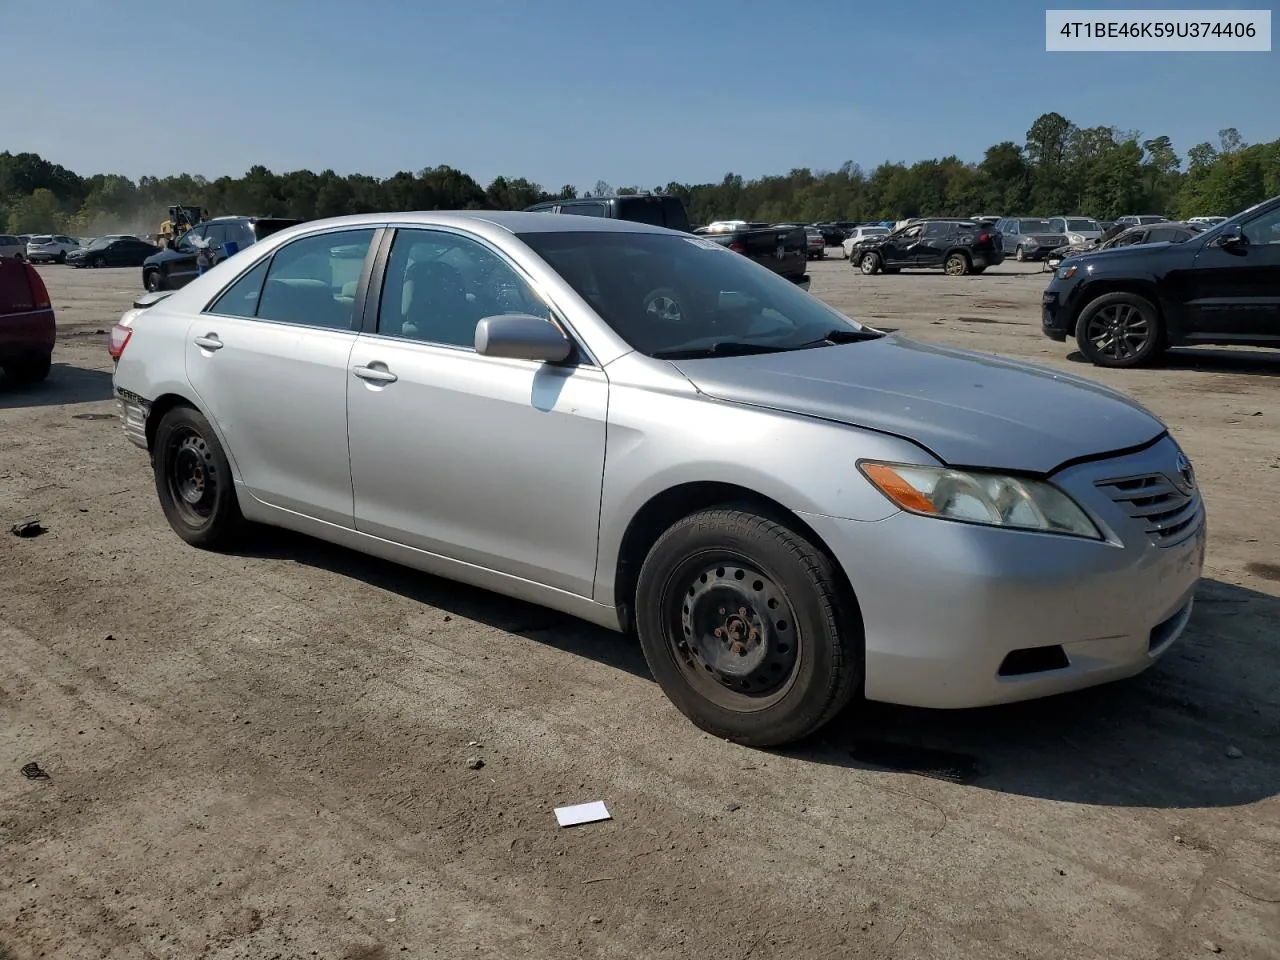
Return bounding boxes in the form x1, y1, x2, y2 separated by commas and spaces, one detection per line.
0, 234, 26, 260
25, 234, 81, 263
1187, 216, 1227, 226
840, 226, 891, 258
1048, 217, 1103, 245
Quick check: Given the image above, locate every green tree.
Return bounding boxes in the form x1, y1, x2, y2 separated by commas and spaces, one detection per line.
6, 188, 65, 233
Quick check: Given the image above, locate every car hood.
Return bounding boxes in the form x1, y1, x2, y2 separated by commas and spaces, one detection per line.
668, 336, 1165, 474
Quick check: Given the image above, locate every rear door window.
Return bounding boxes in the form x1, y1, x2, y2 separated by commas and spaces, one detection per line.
254, 229, 376, 330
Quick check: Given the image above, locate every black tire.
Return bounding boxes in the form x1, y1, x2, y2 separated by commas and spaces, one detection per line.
56, 251, 67, 264
859, 252, 881, 275
93, 255, 106, 268
145, 269, 165, 292
634, 506, 863, 748
3, 353, 52, 384
1015, 245, 1026, 262
1074, 291, 1163, 368
944, 252, 970, 276
152, 405, 244, 549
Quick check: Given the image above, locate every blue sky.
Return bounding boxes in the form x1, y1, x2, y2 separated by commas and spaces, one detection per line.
3, 0, 1276, 190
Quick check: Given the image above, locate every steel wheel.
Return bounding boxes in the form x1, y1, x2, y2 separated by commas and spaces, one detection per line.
666, 557, 802, 710
165, 428, 219, 527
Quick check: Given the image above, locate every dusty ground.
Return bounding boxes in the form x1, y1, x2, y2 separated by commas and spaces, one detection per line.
1, 254, 1277, 960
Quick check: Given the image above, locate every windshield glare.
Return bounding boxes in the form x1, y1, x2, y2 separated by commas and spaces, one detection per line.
88, 237, 114, 249
517, 231, 866, 358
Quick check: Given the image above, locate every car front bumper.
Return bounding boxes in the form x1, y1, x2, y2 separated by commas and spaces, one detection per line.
1041, 285, 1078, 341
798, 435, 1206, 709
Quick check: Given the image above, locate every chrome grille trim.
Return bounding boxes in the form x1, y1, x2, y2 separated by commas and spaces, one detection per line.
1095, 473, 1201, 546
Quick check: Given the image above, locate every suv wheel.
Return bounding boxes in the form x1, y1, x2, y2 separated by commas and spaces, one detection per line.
859, 252, 881, 275
1075, 292, 1163, 368
944, 252, 970, 276
634, 506, 863, 747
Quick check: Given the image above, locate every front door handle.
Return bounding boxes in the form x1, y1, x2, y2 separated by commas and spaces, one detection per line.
352, 364, 398, 384
194, 334, 223, 350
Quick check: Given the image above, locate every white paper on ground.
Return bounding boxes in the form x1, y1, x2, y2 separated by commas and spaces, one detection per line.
554, 800, 611, 827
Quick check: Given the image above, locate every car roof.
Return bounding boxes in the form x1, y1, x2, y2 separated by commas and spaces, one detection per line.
266, 210, 675, 237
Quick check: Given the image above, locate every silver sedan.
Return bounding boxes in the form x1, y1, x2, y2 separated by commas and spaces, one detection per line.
110, 212, 1206, 747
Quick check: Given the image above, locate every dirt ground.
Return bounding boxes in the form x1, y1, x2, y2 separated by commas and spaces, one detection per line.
2, 253, 1277, 960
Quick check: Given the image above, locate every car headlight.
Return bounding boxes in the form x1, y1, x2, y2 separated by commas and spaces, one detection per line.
1056, 263, 1078, 279
1068, 234, 1084, 243
858, 461, 1103, 539
1024, 239, 1039, 247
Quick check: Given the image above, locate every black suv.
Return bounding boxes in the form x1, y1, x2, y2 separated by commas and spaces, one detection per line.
524, 195, 690, 232
1041, 194, 1280, 368
849, 219, 1005, 276
142, 216, 300, 291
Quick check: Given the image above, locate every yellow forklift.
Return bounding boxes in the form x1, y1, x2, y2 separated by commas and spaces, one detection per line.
156, 205, 209, 247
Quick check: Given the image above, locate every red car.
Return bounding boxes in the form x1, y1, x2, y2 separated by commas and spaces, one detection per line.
0, 258, 55, 384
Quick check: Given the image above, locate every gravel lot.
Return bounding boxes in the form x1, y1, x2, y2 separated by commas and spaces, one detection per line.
2, 253, 1277, 960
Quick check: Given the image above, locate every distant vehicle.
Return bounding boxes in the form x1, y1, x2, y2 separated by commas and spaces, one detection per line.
994, 218, 1068, 262
25, 234, 81, 264
849, 218, 1004, 276
840, 226, 891, 258
1114, 215, 1169, 227
1042, 195, 1280, 367
1047, 217, 1103, 245
812, 223, 851, 246
803, 226, 826, 259
67, 235, 160, 269
697, 224, 810, 286
1187, 216, 1227, 226
142, 216, 300, 291
110, 210, 1205, 747
1046, 222, 1206, 270
524, 194, 691, 232
0, 234, 26, 260
1098, 221, 1116, 232
0, 257, 54, 384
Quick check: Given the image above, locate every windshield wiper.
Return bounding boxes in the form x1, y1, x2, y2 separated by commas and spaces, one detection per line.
651, 341, 793, 360
789, 328, 886, 348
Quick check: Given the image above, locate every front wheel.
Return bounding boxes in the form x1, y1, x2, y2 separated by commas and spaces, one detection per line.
634, 507, 863, 747
152, 406, 244, 549
859, 252, 881, 275
145, 269, 165, 292
1075, 292, 1163, 368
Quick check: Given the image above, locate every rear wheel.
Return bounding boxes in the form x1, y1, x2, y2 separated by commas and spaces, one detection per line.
2, 353, 51, 384
1075, 292, 1163, 368
634, 506, 863, 747
152, 406, 244, 549
859, 252, 881, 275
944, 252, 970, 276
93, 255, 106, 268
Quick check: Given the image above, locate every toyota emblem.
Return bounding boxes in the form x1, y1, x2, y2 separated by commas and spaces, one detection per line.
1174, 452, 1195, 492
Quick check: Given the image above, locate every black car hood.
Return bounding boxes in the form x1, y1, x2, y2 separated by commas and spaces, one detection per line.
669, 336, 1166, 474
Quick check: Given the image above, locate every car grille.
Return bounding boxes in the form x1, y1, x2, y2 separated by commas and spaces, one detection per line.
1095, 473, 1200, 545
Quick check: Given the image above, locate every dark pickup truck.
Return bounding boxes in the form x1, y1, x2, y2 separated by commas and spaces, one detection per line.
524, 197, 809, 289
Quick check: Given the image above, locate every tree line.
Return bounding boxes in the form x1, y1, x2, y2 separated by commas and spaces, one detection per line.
2, 113, 1276, 238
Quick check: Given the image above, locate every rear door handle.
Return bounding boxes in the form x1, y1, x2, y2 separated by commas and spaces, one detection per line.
352, 364, 398, 384
194, 334, 223, 350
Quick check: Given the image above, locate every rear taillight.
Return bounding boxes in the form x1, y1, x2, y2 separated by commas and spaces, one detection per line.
728, 242, 746, 254
25, 263, 51, 309
108, 323, 132, 360
979, 233, 990, 243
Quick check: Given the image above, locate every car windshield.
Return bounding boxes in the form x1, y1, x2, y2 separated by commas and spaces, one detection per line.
1066, 219, 1098, 231
1019, 220, 1052, 232
30, 236, 53, 244
87, 237, 115, 250
517, 230, 874, 359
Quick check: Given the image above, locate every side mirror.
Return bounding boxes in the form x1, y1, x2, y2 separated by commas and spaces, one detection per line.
474, 314, 572, 363
1217, 223, 1245, 248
